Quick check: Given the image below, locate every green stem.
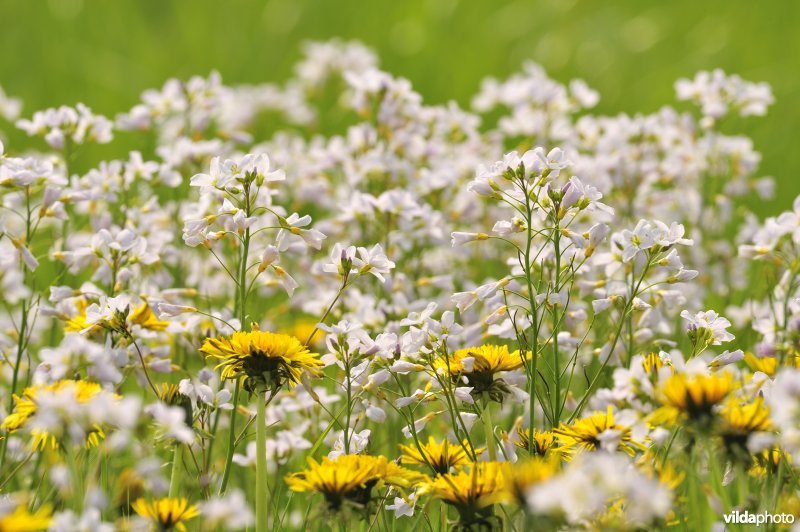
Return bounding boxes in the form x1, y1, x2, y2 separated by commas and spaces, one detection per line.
522, 181, 539, 452
219, 379, 241, 494
1, 187, 34, 470
66, 446, 84, 512
220, 188, 253, 493
483, 400, 498, 461
551, 220, 561, 427
256, 392, 268, 532
168, 443, 182, 498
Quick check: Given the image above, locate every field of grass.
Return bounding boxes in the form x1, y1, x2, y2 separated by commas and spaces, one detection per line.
2, 0, 799, 212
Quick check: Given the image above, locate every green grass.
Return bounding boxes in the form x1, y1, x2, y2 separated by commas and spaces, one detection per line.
1, 0, 799, 213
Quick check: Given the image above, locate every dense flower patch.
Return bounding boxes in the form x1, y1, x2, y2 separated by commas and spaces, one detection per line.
0, 40, 796, 530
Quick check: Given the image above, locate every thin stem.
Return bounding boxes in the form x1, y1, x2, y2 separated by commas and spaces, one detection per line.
218, 379, 241, 494
221, 185, 253, 494
130, 339, 159, 397
482, 399, 498, 461
304, 276, 349, 346
256, 391, 269, 532
551, 218, 562, 427
168, 443, 183, 498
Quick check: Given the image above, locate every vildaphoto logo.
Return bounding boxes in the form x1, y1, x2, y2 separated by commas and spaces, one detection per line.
723, 510, 795, 526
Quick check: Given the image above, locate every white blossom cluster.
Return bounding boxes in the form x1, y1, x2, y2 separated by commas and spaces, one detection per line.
0, 39, 796, 530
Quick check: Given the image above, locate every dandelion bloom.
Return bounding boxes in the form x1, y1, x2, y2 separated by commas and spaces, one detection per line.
435, 344, 531, 401
0, 504, 52, 531
502, 457, 560, 505
399, 436, 477, 475
1, 380, 111, 450
419, 462, 509, 524
513, 425, 561, 457
652, 372, 734, 427
285, 454, 423, 511
718, 396, 772, 454
554, 406, 643, 456
132, 497, 199, 531
200, 331, 323, 392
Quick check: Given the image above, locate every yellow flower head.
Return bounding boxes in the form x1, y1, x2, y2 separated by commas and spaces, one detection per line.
64, 300, 167, 336
283, 317, 325, 349
438, 344, 528, 375
642, 352, 671, 376
652, 372, 734, 427
114, 468, 146, 513
512, 419, 560, 457
718, 396, 772, 455
419, 462, 509, 522
129, 302, 169, 332
1, 380, 110, 450
749, 448, 790, 477
285, 454, 423, 511
502, 457, 560, 505
435, 344, 530, 402
201, 331, 324, 393
0, 503, 52, 532
132, 498, 199, 532
744, 352, 777, 376
399, 436, 477, 475
637, 452, 685, 490
64, 298, 100, 334
554, 406, 643, 457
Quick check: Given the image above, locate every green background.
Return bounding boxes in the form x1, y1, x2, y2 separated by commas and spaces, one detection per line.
2, 0, 798, 213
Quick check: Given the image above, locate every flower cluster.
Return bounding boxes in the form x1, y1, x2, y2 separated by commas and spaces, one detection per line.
0, 42, 796, 531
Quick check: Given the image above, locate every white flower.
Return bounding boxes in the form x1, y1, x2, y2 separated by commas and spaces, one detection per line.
352, 244, 395, 282
322, 243, 394, 281
618, 220, 658, 262
386, 492, 418, 518
454, 386, 475, 404
144, 403, 194, 444
451, 232, 489, 246
680, 310, 735, 345
155, 302, 197, 319
199, 490, 255, 530
276, 213, 326, 251
528, 453, 672, 525
329, 429, 370, 459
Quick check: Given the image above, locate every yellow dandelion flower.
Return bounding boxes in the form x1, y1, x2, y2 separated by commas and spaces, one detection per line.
512, 421, 561, 457
284, 317, 325, 349
637, 452, 685, 490
132, 498, 199, 532
1, 380, 111, 450
502, 456, 560, 505
651, 372, 734, 427
744, 352, 800, 376
114, 468, 146, 513
399, 436, 478, 475
718, 396, 772, 455
285, 454, 423, 511
749, 448, 790, 477
642, 352, 671, 375
744, 352, 777, 376
129, 302, 169, 332
554, 406, 643, 457
419, 462, 509, 524
435, 344, 530, 401
437, 345, 528, 375
0, 504, 52, 531
63, 298, 101, 334
200, 331, 324, 393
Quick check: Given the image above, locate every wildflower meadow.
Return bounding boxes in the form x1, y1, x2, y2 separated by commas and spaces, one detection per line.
0, 33, 799, 531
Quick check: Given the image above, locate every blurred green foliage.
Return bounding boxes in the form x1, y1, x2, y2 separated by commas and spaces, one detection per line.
1, 0, 798, 213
